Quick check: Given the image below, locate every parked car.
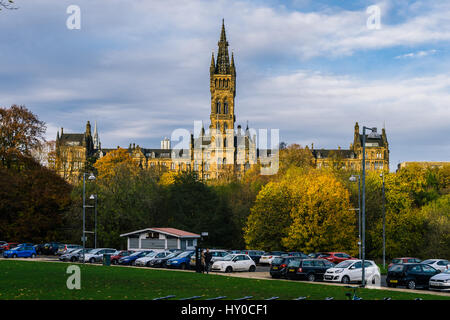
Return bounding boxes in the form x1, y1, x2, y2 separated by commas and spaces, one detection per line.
0, 241, 8, 253
259, 251, 286, 265
83, 248, 116, 263
3, 245, 37, 258
388, 257, 421, 269
57, 244, 82, 255
148, 250, 183, 268
318, 252, 356, 264
286, 258, 335, 281
242, 250, 265, 264
42, 242, 62, 255
1, 242, 19, 253
270, 256, 303, 278
429, 269, 450, 291
387, 263, 440, 289
59, 248, 92, 262
190, 249, 230, 267
118, 251, 151, 265
324, 259, 380, 284
110, 250, 134, 265
211, 254, 256, 273
421, 259, 450, 272
286, 252, 309, 259
166, 251, 195, 269
308, 252, 325, 259
135, 251, 171, 267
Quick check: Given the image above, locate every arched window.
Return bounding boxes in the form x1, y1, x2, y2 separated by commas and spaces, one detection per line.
219, 79, 222, 87
224, 101, 228, 114
215, 79, 218, 87
224, 137, 227, 147
216, 101, 221, 114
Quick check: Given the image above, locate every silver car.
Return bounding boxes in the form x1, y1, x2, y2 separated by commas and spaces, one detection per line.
429, 269, 450, 291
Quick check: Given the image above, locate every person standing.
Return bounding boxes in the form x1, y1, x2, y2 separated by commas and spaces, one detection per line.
201, 249, 206, 274
204, 248, 212, 274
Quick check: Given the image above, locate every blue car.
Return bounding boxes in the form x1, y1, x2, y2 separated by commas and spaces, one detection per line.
3, 245, 37, 258
118, 251, 152, 265
166, 251, 194, 270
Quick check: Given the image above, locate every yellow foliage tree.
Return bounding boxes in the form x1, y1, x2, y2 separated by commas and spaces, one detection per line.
159, 170, 180, 186
94, 148, 138, 184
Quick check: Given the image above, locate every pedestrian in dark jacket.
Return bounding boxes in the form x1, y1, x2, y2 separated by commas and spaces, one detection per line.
204, 248, 212, 274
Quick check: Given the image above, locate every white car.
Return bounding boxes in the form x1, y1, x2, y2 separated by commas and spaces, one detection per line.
211, 254, 256, 273
83, 248, 116, 263
421, 259, 450, 272
324, 259, 380, 285
259, 252, 285, 265
135, 251, 171, 267
429, 269, 450, 291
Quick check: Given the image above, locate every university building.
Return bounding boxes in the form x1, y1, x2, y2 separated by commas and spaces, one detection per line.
54, 21, 389, 183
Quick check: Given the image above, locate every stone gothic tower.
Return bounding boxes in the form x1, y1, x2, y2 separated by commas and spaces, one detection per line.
210, 19, 236, 133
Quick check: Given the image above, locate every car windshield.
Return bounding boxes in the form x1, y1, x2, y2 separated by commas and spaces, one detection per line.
288, 260, 301, 267
177, 251, 192, 258
272, 258, 284, 265
71, 249, 82, 254
165, 252, 180, 259
421, 259, 435, 264
144, 252, 157, 257
11, 247, 20, 250
392, 259, 401, 264
129, 251, 143, 256
335, 260, 355, 268
222, 255, 235, 261
388, 264, 404, 272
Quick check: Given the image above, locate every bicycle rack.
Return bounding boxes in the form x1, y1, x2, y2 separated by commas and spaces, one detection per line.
153, 295, 176, 300
234, 296, 253, 300
179, 296, 202, 300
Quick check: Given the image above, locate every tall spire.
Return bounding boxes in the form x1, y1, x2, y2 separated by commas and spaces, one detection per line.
93, 120, 99, 149
216, 19, 230, 74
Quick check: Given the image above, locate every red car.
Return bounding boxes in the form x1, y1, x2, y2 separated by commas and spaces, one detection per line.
388, 257, 421, 269
0, 242, 19, 252
110, 250, 135, 265
318, 252, 356, 264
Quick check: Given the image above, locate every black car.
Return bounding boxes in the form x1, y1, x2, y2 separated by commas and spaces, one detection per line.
387, 263, 441, 289
34, 244, 46, 255
286, 259, 335, 282
287, 252, 309, 259
270, 256, 303, 278
41, 242, 62, 255
242, 250, 265, 264
148, 251, 183, 268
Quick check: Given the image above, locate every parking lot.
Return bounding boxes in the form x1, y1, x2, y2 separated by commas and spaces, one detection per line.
3, 254, 449, 297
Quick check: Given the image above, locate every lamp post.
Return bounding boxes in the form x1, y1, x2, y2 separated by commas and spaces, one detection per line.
349, 175, 361, 259
82, 172, 96, 264
380, 172, 386, 269
89, 194, 98, 249
361, 126, 377, 287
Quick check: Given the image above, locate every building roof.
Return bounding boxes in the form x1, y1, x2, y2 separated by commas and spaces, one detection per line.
120, 227, 201, 238
59, 133, 85, 145
312, 149, 356, 159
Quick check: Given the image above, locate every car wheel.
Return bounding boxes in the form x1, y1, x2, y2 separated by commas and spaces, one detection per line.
71, 257, 76, 262
89, 258, 95, 264
307, 273, 316, 282
341, 276, 350, 284
31, 254, 36, 258
225, 266, 233, 273
249, 265, 256, 272
407, 280, 416, 290
112, 260, 117, 265
12, 254, 17, 258
180, 263, 186, 270
146, 262, 151, 267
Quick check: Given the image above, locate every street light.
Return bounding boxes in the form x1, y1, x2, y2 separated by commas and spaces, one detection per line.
380, 172, 386, 269
89, 194, 98, 249
349, 175, 361, 259
361, 126, 377, 287
82, 172, 96, 264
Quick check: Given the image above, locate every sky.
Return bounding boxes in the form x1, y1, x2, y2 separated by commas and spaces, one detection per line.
0, 0, 449, 172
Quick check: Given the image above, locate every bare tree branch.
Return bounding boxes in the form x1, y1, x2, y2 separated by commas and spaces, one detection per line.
0, 0, 17, 11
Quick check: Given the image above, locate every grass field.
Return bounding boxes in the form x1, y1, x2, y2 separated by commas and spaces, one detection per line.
0, 260, 449, 300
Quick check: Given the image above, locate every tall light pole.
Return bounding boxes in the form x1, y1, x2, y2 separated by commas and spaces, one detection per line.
380, 172, 386, 269
349, 175, 361, 259
82, 172, 96, 264
361, 126, 377, 287
90, 194, 98, 249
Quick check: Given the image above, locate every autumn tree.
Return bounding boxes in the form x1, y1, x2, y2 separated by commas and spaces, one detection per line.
94, 147, 138, 184
278, 143, 315, 174
0, 105, 46, 169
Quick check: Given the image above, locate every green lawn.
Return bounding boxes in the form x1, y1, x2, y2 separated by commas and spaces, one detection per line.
0, 260, 448, 300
